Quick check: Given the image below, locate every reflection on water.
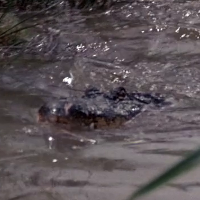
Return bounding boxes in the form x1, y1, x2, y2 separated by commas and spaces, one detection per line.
1, 1, 200, 200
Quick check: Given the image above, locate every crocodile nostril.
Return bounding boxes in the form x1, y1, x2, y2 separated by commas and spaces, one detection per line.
38, 105, 50, 122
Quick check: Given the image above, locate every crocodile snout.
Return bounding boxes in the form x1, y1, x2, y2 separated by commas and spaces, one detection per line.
38, 101, 72, 123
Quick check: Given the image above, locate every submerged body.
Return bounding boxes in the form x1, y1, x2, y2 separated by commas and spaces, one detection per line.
38, 87, 165, 129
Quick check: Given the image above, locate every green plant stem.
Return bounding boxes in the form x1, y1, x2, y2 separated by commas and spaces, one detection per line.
127, 146, 200, 200
0, 1, 60, 38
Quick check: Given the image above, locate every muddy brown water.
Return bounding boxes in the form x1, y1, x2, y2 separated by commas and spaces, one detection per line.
1, 1, 200, 200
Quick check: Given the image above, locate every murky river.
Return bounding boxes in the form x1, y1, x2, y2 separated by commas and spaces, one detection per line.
1, 1, 200, 199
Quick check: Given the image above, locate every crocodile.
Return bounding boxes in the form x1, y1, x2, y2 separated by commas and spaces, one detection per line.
38, 87, 165, 129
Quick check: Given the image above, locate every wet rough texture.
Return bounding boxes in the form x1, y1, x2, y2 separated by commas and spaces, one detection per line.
38, 87, 165, 129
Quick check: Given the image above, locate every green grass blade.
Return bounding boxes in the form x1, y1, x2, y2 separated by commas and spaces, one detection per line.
126, 146, 200, 200
0, 1, 60, 39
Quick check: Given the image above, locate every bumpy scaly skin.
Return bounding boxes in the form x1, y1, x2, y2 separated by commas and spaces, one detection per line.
38, 87, 165, 129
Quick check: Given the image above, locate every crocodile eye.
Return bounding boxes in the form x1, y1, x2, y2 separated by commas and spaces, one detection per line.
117, 87, 127, 97
111, 87, 127, 100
